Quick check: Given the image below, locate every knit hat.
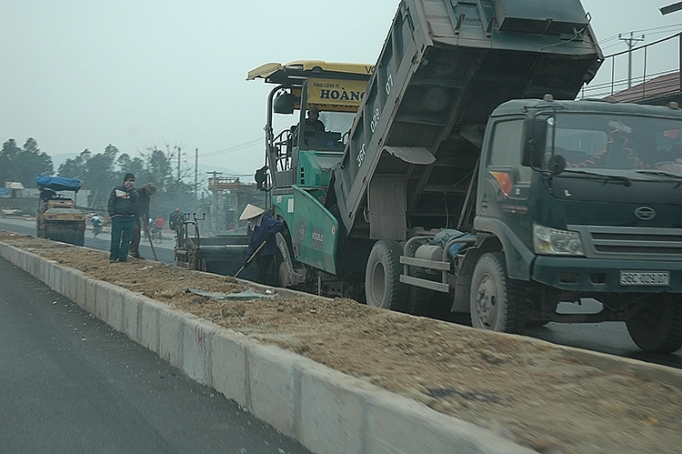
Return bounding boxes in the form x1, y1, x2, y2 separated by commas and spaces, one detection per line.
123, 173, 135, 182
143, 182, 157, 194
239, 204, 265, 221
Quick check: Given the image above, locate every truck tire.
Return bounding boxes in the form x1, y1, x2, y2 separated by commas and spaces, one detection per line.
625, 296, 682, 353
470, 252, 526, 334
365, 240, 409, 312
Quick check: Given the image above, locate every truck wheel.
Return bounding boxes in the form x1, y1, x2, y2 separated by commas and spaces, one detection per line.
365, 240, 409, 312
470, 252, 526, 334
275, 248, 289, 288
626, 296, 682, 353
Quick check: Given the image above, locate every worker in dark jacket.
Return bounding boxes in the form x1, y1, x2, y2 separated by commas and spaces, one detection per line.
107, 173, 139, 262
169, 207, 185, 247
130, 182, 156, 259
240, 204, 284, 284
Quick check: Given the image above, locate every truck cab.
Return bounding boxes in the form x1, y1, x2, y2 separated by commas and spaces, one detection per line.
469, 97, 682, 351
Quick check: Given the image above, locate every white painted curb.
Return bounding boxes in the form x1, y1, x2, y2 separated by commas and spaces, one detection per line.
7, 240, 680, 453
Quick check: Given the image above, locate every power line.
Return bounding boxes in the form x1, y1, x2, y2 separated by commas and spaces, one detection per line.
597, 23, 682, 44
203, 137, 264, 158
601, 28, 682, 51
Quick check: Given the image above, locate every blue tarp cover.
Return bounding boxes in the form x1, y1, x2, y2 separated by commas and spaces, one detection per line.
431, 229, 475, 260
36, 176, 82, 192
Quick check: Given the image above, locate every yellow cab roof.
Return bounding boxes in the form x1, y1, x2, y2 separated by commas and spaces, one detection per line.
247, 60, 374, 86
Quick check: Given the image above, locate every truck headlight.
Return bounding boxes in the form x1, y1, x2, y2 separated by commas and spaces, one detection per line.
533, 224, 585, 256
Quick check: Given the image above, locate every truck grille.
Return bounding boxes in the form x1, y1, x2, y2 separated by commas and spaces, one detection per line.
569, 226, 682, 260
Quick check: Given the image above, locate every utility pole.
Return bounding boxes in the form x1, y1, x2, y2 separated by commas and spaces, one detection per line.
619, 32, 645, 88
176, 146, 181, 182
194, 148, 198, 201
207, 171, 223, 232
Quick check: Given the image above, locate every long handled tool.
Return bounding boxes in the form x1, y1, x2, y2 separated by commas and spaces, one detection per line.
145, 223, 159, 261
234, 240, 267, 278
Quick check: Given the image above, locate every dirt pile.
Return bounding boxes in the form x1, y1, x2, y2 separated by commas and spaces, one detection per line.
2, 230, 682, 454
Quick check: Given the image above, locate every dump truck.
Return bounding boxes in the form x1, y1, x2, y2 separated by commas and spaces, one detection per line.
36, 176, 86, 246
249, 0, 682, 353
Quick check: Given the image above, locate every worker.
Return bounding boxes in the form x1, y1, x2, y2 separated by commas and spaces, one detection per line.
130, 182, 156, 259
91, 214, 103, 237
38, 187, 56, 202
107, 173, 139, 263
305, 105, 325, 132
169, 208, 182, 230
169, 207, 184, 247
240, 204, 284, 285
154, 216, 165, 231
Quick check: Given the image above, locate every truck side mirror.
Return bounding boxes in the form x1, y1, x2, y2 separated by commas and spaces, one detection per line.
273, 92, 295, 114
522, 117, 548, 168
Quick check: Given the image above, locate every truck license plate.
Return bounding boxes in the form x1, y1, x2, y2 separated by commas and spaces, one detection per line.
619, 271, 670, 286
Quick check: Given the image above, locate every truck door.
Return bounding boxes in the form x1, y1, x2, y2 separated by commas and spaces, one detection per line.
478, 118, 533, 245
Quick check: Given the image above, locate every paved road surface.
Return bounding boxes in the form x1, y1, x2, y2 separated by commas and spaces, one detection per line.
0, 217, 175, 264
2, 217, 681, 370
0, 255, 311, 454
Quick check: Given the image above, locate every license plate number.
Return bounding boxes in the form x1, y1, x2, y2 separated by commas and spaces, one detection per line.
619, 271, 670, 286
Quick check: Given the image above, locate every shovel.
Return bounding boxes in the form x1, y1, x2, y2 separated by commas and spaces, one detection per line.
145, 223, 159, 261
234, 240, 267, 278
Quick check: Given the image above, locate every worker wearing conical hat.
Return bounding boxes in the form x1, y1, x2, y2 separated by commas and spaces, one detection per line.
239, 204, 264, 221
240, 204, 284, 284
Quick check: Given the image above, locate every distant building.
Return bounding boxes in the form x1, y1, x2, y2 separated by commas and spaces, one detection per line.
612, 71, 682, 106
3, 182, 25, 198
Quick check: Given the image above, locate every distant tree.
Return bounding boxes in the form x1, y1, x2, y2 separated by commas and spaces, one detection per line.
56, 142, 197, 216
118, 153, 149, 185
18, 138, 53, 184
86, 150, 119, 209
0, 139, 21, 185
143, 147, 174, 191
58, 145, 119, 210
0, 138, 53, 187
58, 149, 90, 179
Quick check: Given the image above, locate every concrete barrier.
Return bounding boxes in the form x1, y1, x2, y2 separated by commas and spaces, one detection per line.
8, 239, 679, 453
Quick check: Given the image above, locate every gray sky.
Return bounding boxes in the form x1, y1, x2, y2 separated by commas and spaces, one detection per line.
2, 0, 681, 182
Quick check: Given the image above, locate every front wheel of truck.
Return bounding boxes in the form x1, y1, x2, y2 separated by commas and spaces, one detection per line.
626, 296, 682, 353
365, 240, 409, 312
470, 252, 526, 334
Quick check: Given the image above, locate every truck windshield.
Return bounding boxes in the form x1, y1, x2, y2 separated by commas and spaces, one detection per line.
319, 111, 356, 137
545, 113, 682, 176
296, 110, 357, 151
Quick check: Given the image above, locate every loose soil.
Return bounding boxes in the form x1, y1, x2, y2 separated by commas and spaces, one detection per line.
2, 230, 682, 454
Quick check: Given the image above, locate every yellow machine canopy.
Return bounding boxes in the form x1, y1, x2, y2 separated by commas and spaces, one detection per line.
248, 60, 374, 112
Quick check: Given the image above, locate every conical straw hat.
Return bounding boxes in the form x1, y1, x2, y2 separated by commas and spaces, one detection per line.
239, 204, 265, 220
